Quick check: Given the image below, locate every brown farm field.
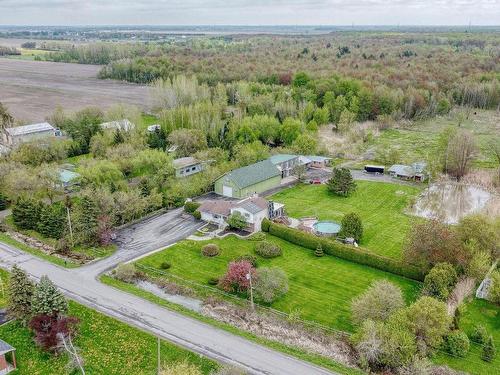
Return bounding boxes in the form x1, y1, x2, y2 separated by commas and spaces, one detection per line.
0, 58, 151, 122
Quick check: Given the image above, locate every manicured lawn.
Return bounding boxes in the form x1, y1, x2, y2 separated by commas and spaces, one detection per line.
433, 299, 499, 375
271, 181, 422, 259
0, 300, 219, 375
136, 235, 421, 332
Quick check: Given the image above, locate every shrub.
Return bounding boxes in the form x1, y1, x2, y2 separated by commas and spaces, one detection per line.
193, 210, 201, 220
339, 212, 363, 242
254, 267, 289, 303
327, 168, 356, 197
218, 260, 255, 293
202, 244, 220, 257
481, 335, 496, 362
255, 241, 282, 258
184, 201, 201, 214
351, 280, 404, 324
470, 324, 488, 344
422, 263, 458, 301
314, 243, 324, 257
248, 232, 266, 241
208, 277, 219, 286
29, 314, 79, 353
445, 330, 470, 357
235, 254, 258, 267
114, 263, 137, 283
55, 238, 71, 255
160, 262, 171, 270
226, 212, 247, 230
489, 270, 500, 304
261, 218, 271, 232
0, 191, 8, 210
265, 221, 425, 280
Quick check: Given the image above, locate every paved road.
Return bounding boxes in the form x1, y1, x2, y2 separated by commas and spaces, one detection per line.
0, 208, 336, 375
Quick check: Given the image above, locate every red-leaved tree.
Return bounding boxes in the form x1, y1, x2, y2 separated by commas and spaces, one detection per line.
218, 260, 256, 293
29, 314, 80, 352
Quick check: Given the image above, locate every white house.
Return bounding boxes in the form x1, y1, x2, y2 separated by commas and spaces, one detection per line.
173, 157, 204, 178
198, 200, 237, 226
2, 122, 57, 147
100, 119, 135, 132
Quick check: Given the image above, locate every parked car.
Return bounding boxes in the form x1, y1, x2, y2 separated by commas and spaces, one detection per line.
309, 178, 322, 184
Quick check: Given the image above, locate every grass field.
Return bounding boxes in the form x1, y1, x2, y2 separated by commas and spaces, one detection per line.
136, 235, 421, 332
271, 181, 422, 259
0, 268, 8, 308
0, 300, 219, 375
433, 299, 499, 375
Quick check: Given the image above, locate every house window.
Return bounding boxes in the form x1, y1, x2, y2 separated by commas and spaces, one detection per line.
191, 166, 196, 171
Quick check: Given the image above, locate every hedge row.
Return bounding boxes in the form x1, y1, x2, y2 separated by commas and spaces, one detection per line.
262, 219, 424, 281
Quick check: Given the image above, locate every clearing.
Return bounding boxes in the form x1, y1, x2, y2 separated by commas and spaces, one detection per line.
136, 235, 421, 332
271, 181, 422, 259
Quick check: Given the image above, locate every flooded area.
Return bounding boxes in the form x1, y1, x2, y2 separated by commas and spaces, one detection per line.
411, 183, 492, 224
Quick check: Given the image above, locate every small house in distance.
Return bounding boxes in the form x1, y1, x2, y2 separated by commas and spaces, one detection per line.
214, 159, 281, 198
2, 122, 57, 147
0, 339, 16, 374
300, 155, 332, 169
269, 154, 300, 178
388, 162, 427, 181
173, 157, 203, 178
100, 119, 135, 132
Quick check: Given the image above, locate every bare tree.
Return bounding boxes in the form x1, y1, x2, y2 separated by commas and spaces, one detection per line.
57, 332, 85, 375
445, 129, 476, 181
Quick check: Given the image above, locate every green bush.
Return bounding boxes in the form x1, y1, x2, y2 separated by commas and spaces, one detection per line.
264, 221, 424, 281
445, 330, 470, 357
255, 241, 282, 258
234, 254, 258, 267
248, 232, 266, 241
261, 219, 271, 232
422, 263, 458, 301
193, 210, 201, 220
160, 262, 171, 270
470, 324, 488, 344
202, 243, 220, 257
0, 192, 8, 210
184, 201, 201, 214
482, 335, 496, 362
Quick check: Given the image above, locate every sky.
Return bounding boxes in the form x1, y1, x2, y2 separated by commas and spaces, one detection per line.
0, 0, 499, 26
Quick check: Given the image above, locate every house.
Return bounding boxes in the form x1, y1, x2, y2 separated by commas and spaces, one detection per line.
173, 157, 203, 178
100, 119, 135, 132
300, 155, 332, 169
59, 169, 80, 190
2, 122, 56, 147
147, 124, 161, 133
214, 159, 281, 198
198, 195, 285, 232
388, 162, 427, 181
269, 154, 300, 177
0, 339, 16, 374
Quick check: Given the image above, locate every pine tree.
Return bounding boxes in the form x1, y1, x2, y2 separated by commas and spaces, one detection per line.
315, 243, 324, 257
31, 276, 68, 317
7, 265, 35, 323
327, 168, 356, 197
72, 195, 99, 246
482, 335, 496, 362
37, 204, 66, 239
12, 196, 41, 230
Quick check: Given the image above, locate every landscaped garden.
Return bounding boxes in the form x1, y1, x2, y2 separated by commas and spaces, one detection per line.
271, 180, 422, 259
136, 234, 421, 332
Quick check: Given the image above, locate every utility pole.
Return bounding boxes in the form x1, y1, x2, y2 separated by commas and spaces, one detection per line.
65, 195, 74, 247
246, 272, 254, 311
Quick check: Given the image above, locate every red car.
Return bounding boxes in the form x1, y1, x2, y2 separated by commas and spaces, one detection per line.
309, 178, 322, 184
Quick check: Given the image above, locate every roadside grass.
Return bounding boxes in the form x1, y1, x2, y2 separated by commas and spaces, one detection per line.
136, 235, 421, 332
0, 300, 219, 375
271, 181, 422, 259
0, 268, 8, 308
101, 275, 365, 375
432, 299, 500, 375
5, 48, 51, 61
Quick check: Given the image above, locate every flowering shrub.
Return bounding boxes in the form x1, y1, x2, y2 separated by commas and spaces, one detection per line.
218, 260, 255, 293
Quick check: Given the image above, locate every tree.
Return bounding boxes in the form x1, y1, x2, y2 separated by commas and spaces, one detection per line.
422, 263, 458, 301
226, 212, 247, 230
7, 265, 35, 323
292, 72, 310, 88
279, 118, 302, 145
314, 243, 324, 257
489, 270, 500, 304
29, 314, 79, 353
445, 129, 476, 180
444, 330, 470, 357
0, 101, 14, 129
291, 133, 317, 155
71, 194, 99, 246
337, 108, 356, 133
327, 168, 356, 197
31, 276, 68, 317
0, 191, 7, 210
12, 196, 42, 230
253, 267, 289, 304
218, 260, 255, 293
292, 164, 307, 182
339, 212, 363, 242
456, 214, 499, 260
481, 335, 496, 362
351, 280, 404, 325
232, 141, 270, 167
37, 203, 66, 239
167, 128, 207, 157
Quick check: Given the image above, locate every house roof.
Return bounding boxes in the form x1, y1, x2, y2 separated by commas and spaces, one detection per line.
305, 155, 332, 162
173, 157, 200, 169
198, 200, 236, 216
221, 159, 280, 189
388, 164, 415, 177
59, 169, 80, 184
235, 196, 269, 214
0, 339, 14, 355
269, 154, 298, 165
4, 122, 55, 136
100, 119, 134, 131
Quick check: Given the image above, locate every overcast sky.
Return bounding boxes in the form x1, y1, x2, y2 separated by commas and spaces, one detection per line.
0, 0, 499, 26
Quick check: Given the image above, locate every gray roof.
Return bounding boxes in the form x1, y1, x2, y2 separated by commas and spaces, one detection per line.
0, 339, 14, 355
235, 196, 269, 214
221, 159, 280, 189
269, 154, 298, 165
173, 157, 200, 169
5, 122, 55, 136
389, 164, 415, 177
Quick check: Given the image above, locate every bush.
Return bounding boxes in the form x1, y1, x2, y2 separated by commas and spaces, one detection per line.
114, 263, 137, 283
481, 335, 496, 362
55, 238, 71, 255
226, 212, 247, 230
248, 232, 266, 241
255, 241, 282, 258
422, 263, 458, 301
202, 244, 220, 257
470, 324, 488, 344
489, 270, 500, 304
445, 330, 470, 357
193, 210, 201, 220
254, 267, 289, 303
338, 212, 363, 242
208, 277, 219, 286
314, 243, 324, 257
0, 191, 8, 210
160, 262, 171, 270
184, 201, 201, 214
261, 219, 271, 232
235, 254, 258, 267
218, 260, 255, 293
264, 221, 425, 280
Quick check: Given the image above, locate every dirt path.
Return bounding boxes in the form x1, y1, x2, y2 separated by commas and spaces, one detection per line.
0, 58, 151, 122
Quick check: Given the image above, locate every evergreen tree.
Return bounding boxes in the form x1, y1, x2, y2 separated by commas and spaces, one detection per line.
72, 195, 99, 246
31, 275, 68, 317
327, 168, 356, 197
7, 265, 35, 323
12, 196, 42, 230
315, 243, 324, 257
482, 335, 496, 362
37, 203, 66, 239
339, 212, 363, 242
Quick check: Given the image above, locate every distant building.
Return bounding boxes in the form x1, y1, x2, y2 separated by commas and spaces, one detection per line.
173, 157, 203, 178
388, 162, 427, 181
269, 154, 300, 178
100, 119, 135, 132
2, 122, 56, 147
299, 155, 332, 169
59, 169, 80, 190
214, 159, 281, 198
0, 339, 16, 374
147, 124, 161, 133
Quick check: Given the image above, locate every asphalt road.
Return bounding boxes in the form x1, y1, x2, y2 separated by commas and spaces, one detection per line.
0, 208, 336, 375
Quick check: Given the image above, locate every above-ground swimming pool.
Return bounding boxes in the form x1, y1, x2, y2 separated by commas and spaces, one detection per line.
313, 221, 341, 236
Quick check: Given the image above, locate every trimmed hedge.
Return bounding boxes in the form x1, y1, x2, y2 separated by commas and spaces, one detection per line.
262, 219, 424, 281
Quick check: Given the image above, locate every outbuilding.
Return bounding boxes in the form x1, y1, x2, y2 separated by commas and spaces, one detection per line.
2, 122, 57, 147
0, 339, 16, 374
173, 157, 204, 178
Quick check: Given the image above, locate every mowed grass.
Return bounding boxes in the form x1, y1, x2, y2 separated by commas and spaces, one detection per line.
0, 268, 8, 308
137, 235, 420, 332
0, 300, 219, 375
433, 299, 499, 375
271, 181, 422, 259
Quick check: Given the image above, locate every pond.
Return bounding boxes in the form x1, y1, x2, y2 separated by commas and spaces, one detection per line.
411, 183, 491, 224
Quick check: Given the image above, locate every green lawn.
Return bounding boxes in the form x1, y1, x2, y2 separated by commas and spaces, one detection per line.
0, 268, 8, 308
433, 299, 499, 375
271, 181, 422, 259
0, 300, 219, 375
136, 235, 421, 332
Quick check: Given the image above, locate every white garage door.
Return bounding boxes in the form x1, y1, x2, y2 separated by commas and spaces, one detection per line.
222, 185, 233, 197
